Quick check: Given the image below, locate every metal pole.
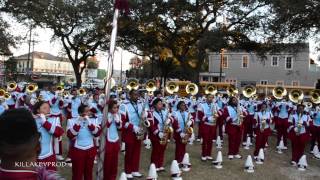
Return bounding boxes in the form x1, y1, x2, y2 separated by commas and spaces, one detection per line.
96, 8, 119, 180
219, 48, 224, 82
120, 48, 123, 84
27, 25, 32, 80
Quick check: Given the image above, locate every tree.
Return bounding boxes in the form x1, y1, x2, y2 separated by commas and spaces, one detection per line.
0, 16, 17, 55
2, 0, 115, 87
118, 0, 271, 82
4, 57, 17, 81
261, 0, 320, 43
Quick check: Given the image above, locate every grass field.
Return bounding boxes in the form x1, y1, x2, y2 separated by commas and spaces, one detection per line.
57, 129, 320, 180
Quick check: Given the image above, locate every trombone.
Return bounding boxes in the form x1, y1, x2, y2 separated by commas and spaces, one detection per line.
272, 86, 287, 99
289, 89, 304, 104
186, 83, 199, 96
242, 85, 256, 98
126, 78, 139, 91
204, 84, 217, 95
165, 81, 179, 95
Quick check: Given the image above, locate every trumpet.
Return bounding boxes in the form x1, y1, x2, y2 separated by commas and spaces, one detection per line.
272, 86, 287, 99
310, 90, 320, 104
186, 83, 199, 96
166, 82, 179, 95
78, 88, 86, 96
182, 112, 194, 144
242, 85, 256, 98
126, 78, 139, 91
204, 84, 217, 95
261, 119, 266, 132
7, 81, 17, 92
289, 89, 304, 104
227, 85, 239, 97
26, 83, 38, 94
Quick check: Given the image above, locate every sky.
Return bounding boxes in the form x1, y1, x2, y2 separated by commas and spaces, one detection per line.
5, 14, 320, 70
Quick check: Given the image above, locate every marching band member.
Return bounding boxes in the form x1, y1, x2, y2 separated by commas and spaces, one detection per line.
253, 103, 273, 160
66, 88, 82, 119
67, 104, 101, 180
222, 96, 247, 159
33, 101, 64, 171
104, 100, 123, 180
147, 98, 172, 171
172, 101, 193, 163
275, 99, 292, 149
242, 98, 256, 145
120, 90, 145, 178
48, 85, 65, 161
310, 105, 320, 153
0, 97, 8, 115
197, 94, 220, 161
215, 94, 225, 141
0, 109, 62, 179
288, 104, 310, 166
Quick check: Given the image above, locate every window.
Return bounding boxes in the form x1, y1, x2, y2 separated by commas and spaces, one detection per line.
226, 78, 237, 84
242, 56, 249, 68
271, 56, 279, 67
292, 81, 300, 86
276, 81, 284, 86
285, 57, 293, 69
260, 80, 268, 85
222, 55, 228, 68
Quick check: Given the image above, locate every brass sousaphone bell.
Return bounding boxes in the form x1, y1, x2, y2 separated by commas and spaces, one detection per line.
204, 84, 218, 95
272, 86, 287, 99
310, 90, 320, 104
289, 89, 304, 104
126, 78, 139, 91
146, 79, 157, 92
186, 83, 199, 96
26, 83, 38, 94
227, 85, 239, 97
242, 85, 256, 98
7, 81, 17, 92
166, 82, 179, 94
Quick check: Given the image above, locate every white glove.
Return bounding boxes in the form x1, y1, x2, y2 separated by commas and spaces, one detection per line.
165, 118, 171, 125
158, 132, 164, 139
208, 116, 214, 122
133, 126, 140, 134
294, 127, 298, 133
39, 114, 46, 124
114, 114, 121, 123
187, 120, 192, 127
180, 132, 186, 138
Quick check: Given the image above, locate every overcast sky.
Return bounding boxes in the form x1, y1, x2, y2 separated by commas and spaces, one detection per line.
5, 14, 320, 70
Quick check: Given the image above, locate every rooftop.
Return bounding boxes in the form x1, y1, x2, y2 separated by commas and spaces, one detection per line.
14, 51, 69, 62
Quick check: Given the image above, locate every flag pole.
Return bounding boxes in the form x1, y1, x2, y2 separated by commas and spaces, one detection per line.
96, 4, 120, 180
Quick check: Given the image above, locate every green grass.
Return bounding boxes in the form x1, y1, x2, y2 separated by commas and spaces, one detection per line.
57, 131, 320, 180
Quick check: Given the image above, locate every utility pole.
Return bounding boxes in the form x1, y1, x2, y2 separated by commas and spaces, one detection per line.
27, 25, 32, 80
219, 48, 224, 82
120, 48, 123, 84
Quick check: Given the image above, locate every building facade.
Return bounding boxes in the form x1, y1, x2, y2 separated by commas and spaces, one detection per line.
14, 52, 74, 85
200, 44, 320, 88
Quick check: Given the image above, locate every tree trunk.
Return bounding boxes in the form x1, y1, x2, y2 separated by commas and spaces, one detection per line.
75, 71, 82, 88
